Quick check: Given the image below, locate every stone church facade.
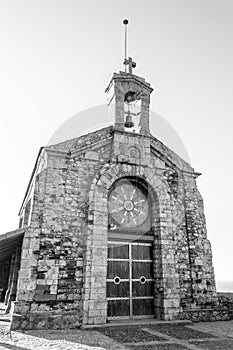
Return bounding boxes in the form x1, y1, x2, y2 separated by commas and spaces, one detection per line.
0, 65, 228, 329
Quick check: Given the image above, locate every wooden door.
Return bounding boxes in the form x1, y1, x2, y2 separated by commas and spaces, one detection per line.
107, 241, 154, 319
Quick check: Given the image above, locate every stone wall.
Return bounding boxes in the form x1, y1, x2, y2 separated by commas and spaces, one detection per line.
12, 128, 113, 329
179, 175, 217, 309
166, 170, 218, 312
12, 127, 218, 329
218, 293, 233, 320
182, 307, 230, 322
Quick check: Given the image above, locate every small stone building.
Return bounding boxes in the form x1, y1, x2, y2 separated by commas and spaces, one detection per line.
0, 62, 227, 329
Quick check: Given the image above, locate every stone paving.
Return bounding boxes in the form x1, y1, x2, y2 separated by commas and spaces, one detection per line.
0, 320, 233, 350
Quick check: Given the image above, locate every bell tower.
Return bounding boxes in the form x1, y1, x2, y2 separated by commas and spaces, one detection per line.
105, 20, 153, 136
105, 71, 153, 135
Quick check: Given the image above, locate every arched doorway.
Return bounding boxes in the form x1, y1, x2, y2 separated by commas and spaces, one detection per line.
83, 163, 180, 325
107, 177, 155, 319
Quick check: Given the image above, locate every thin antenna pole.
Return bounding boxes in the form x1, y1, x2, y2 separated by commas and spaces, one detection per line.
123, 19, 129, 72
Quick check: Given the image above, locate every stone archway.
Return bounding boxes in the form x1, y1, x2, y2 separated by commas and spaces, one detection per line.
82, 162, 180, 325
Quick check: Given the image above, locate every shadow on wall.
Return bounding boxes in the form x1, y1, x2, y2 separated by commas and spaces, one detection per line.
48, 105, 190, 164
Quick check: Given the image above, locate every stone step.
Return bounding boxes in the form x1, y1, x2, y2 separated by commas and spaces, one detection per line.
82, 319, 192, 330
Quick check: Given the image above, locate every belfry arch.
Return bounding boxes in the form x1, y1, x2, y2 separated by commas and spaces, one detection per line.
83, 163, 180, 324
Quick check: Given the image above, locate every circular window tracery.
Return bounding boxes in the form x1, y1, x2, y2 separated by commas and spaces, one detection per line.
108, 179, 149, 228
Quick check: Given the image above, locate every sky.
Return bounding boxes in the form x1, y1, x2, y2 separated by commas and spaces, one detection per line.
0, 0, 232, 287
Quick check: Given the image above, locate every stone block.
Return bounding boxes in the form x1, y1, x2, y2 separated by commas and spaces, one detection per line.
85, 151, 99, 161
93, 316, 106, 324
34, 294, 57, 302
18, 269, 31, 279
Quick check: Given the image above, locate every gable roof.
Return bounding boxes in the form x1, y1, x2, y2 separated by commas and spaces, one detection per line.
19, 125, 197, 215
46, 126, 113, 153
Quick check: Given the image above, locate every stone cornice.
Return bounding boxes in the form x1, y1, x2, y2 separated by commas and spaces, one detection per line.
105, 72, 153, 93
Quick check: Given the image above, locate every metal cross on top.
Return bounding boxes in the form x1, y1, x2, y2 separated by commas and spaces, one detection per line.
124, 57, 136, 74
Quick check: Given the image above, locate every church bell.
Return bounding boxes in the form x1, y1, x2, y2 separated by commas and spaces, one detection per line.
124, 111, 134, 128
